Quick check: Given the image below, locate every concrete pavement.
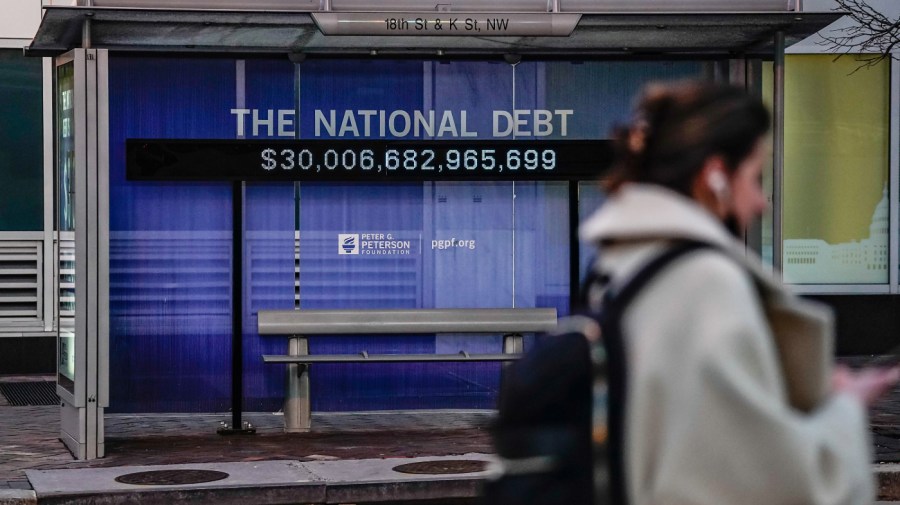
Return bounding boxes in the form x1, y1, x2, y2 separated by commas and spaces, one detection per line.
1, 396, 495, 503
23, 455, 494, 504
6, 366, 900, 503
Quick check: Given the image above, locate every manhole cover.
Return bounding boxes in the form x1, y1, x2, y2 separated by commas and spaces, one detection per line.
393, 460, 488, 475
114, 470, 229, 486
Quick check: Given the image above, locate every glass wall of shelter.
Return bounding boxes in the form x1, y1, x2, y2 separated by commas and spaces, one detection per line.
103, 57, 706, 413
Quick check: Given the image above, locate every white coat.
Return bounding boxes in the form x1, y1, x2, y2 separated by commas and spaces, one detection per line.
579, 184, 874, 505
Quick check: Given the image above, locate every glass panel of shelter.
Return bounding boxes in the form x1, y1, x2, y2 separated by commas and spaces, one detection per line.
56, 59, 76, 395
106, 56, 709, 414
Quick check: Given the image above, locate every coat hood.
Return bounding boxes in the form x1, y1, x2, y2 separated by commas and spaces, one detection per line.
578, 184, 735, 248
580, 183, 837, 413
578, 183, 783, 295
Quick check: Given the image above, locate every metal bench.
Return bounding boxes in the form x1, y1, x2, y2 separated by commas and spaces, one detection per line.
259, 308, 558, 431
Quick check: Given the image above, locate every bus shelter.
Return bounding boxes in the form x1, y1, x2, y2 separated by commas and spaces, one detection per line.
27, 0, 839, 459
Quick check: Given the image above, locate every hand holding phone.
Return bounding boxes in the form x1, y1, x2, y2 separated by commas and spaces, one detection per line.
833, 364, 900, 407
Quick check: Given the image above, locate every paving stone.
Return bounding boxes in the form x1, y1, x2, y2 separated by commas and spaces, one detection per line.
0, 489, 36, 505
0, 403, 493, 485
2, 365, 900, 497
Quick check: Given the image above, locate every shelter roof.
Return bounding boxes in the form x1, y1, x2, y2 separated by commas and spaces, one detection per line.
27, 6, 842, 58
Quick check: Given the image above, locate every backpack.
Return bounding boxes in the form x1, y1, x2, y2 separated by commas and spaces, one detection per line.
482, 241, 711, 505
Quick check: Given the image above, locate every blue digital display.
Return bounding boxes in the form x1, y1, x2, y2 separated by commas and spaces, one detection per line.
126, 139, 612, 181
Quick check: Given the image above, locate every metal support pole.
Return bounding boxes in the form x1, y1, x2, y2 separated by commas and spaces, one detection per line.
219, 182, 255, 435
82, 0, 93, 49
500, 332, 523, 395
285, 336, 311, 432
731, 57, 762, 255
42, 58, 55, 332
773, 31, 785, 275
890, 58, 899, 293
728, 58, 745, 87
713, 60, 729, 83
745, 58, 770, 265
568, 181, 581, 306
503, 333, 524, 354
233, 182, 243, 431
81, 18, 91, 49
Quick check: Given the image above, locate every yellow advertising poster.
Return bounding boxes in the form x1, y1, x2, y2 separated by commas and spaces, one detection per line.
776, 55, 889, 284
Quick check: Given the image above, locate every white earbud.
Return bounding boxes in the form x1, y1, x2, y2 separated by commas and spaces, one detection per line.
706, 170, 729, 199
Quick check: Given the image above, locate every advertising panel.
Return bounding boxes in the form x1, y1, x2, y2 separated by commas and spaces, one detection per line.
108, 57, 701, 412
780, 56, 890, 284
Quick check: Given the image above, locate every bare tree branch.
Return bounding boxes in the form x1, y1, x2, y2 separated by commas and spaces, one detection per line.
818, 0, 900, 71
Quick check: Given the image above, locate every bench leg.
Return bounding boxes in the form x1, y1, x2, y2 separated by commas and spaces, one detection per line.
500, 333, 524, 397
503, 333, 524, 354
285, 336, 311, 432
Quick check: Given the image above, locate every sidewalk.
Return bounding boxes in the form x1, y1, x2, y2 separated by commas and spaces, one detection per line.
1, 373, 496, 504
21, 454, 496, 505
5, 370, 900, 503
0, 406, 494, 482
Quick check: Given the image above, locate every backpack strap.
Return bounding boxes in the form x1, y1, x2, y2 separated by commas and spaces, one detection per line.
576, 255, 609, 313
600, 240, 713, 505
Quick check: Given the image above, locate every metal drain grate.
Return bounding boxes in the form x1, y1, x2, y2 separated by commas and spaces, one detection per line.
0, 381, 59, 406
115, 470, 230, 486
393, 460, 489, 475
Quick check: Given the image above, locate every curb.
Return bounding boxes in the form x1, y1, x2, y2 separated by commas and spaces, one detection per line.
15, 466, 900, 504
27, 481, 483, 505
25, 456, 493, 505
33, 486, 325, 505
0, 490, 36, 505
877, 464, 900, 501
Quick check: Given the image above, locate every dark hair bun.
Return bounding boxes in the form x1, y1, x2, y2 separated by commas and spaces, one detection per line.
606, 81, 770, 196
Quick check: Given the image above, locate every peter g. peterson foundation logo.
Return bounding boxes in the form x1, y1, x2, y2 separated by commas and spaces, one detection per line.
338, 233, 413, 256
338, 234, 359, 255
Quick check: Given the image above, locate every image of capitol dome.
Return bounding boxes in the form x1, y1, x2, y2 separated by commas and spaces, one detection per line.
783, 186, 889, 284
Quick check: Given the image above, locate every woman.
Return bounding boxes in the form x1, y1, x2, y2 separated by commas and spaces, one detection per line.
579, 81, 897, 505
